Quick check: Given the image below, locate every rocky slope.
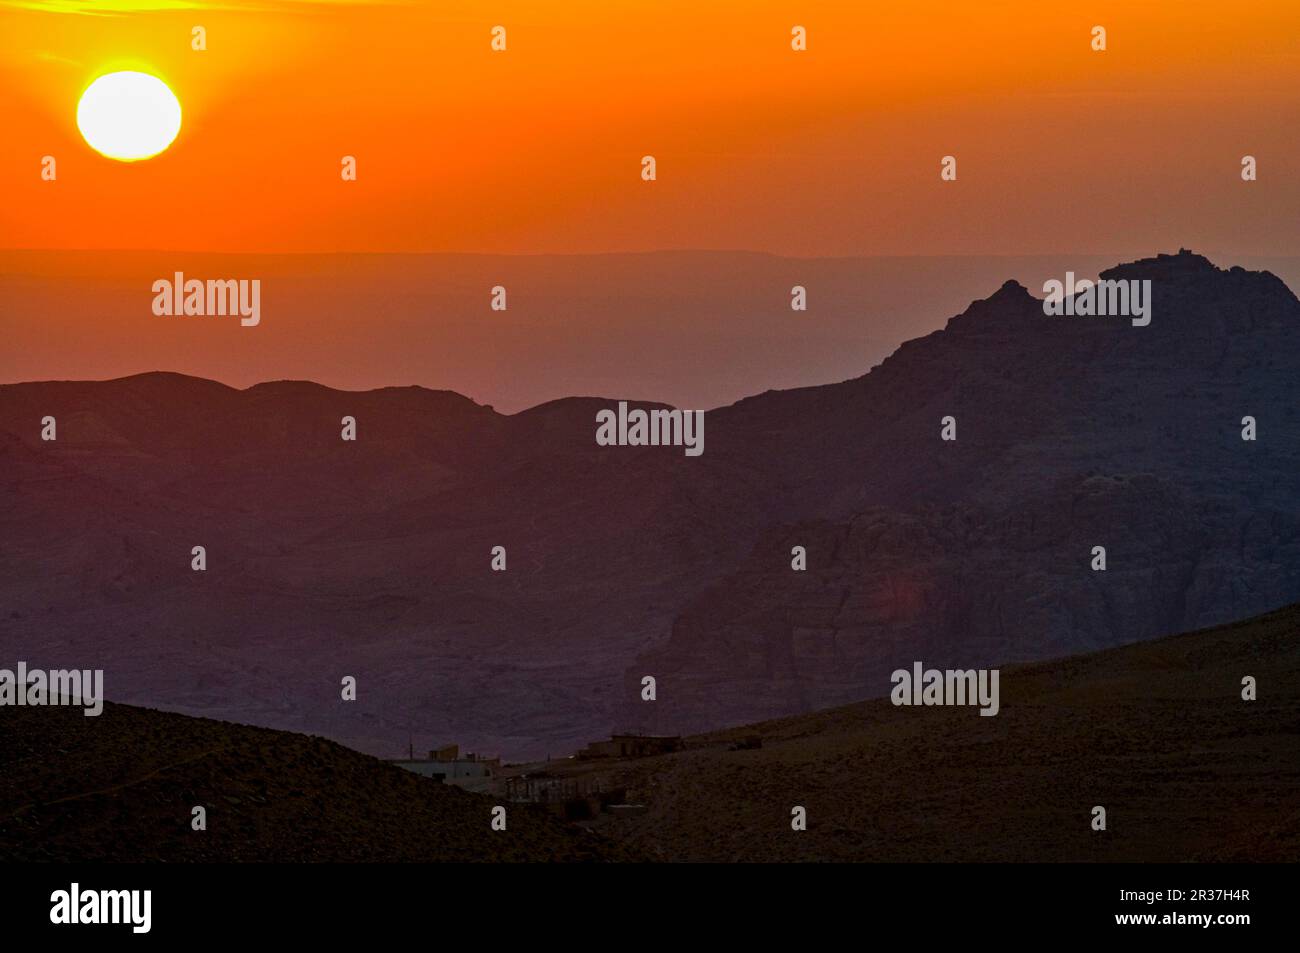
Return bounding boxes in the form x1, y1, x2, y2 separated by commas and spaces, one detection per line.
627, 251, 1300, 733
589, 604, 1300, 862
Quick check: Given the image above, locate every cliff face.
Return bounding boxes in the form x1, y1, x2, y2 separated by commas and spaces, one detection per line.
626, 252, 1300, 734
631, 475, 1300, 734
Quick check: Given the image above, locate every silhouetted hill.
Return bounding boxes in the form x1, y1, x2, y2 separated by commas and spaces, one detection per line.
0, 702, 637, 862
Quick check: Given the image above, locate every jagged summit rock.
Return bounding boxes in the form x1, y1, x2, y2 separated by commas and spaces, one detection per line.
1104, 247, 1218, 279
1100, 248, 1296, 312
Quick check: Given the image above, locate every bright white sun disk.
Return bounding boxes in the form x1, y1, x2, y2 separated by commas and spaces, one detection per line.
77, 71, 181, 161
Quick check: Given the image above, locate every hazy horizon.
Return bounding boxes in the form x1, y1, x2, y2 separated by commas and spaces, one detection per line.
5, 247, 1298, 413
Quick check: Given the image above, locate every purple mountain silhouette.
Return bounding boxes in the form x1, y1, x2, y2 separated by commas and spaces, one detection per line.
3, 250, 1298, 758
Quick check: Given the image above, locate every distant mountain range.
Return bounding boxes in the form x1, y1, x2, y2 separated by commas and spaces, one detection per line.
2, 249, 1298, 758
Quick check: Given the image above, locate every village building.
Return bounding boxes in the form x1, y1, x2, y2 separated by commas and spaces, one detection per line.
576, 733, 683, 760
387, 744, 499, 793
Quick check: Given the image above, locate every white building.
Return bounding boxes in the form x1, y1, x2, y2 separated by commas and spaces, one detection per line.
387, 744, 499, 793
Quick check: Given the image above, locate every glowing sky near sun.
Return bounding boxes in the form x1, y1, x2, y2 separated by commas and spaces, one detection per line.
0, 0, 1297, 255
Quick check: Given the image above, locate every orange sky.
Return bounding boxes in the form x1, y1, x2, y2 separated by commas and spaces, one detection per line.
1, 0, 1297, 256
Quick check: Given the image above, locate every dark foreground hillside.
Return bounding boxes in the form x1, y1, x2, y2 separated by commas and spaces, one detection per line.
0, 702, 638, 862
2, 603, 1295, 863
582, 604, 1300, 861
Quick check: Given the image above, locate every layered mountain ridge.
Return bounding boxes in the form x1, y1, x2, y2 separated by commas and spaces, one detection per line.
2, 250, 1297, 755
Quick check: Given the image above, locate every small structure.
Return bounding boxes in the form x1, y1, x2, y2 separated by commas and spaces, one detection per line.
387, 744, 500, 793
503, 776, 622, 820
576, 733, 683, 760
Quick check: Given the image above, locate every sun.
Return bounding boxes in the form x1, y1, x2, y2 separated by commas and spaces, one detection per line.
77, 71, 182, 162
